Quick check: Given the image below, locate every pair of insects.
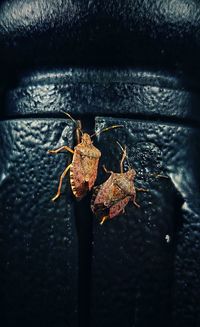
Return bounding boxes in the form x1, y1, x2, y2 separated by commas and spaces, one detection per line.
48, 113, 146, 224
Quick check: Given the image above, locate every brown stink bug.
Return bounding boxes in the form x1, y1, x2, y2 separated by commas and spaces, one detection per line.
48, 113, 123, 201
91, 144, 147, 224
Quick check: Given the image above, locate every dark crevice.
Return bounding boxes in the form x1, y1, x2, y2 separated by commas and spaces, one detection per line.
166, 186, 184, 306
75, 194, 93, 327
74, 115, 95, 327
170, 192, 185, 324
1, 112, 200, 129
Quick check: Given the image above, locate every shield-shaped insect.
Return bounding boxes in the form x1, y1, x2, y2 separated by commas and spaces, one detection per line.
91, 145, 147, 224
48, 113, 123, 201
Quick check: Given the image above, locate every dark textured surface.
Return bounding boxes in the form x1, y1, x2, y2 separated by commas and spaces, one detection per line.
0, 0, 200, 326
1, 68, 200, 326
0, 119, 78, 327
4, 70, 200, 123
0, 0, 200, 71
91, 117, 200, 327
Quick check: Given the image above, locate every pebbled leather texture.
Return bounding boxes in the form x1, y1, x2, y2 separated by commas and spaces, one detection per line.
4, 69, 200, 123
92, 117, 200, 327
1, 68, 200, 327
0, 119, 78, 327
1, 1, 200, 327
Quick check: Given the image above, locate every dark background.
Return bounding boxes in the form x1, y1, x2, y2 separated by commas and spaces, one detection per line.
0, 1, 200, 327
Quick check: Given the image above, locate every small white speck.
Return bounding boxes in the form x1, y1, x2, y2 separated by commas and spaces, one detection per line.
165, 235, 171, 243
0, 172, 8, 184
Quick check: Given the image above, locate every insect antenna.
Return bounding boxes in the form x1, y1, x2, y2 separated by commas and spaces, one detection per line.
61, 111, 77, 124
61, 111, 83, 143
90, 124, 123, 139
116, 141, 131, 173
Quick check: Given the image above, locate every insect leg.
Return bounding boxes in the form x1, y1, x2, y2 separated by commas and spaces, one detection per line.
100, 215, 109, 225
148, 173, 169, 179
119, 146, 127, 173
155, 174, 169, 179
132, 194, 140, 208
48, 146, 74, 154
102, 165, 113, 174
76, 120, 82, 144
135, 187, 148, 192
52, 164, 72, 201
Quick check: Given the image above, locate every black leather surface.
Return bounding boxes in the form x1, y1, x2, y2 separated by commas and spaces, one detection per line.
4, 70, 200, 123
0, 119, 78, 327
92, 117, 200, 327
0, 1, 200, 327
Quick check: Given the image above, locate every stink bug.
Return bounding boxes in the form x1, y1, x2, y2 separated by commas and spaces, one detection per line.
48, 113, 123, 201
91, 145, 147, 224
